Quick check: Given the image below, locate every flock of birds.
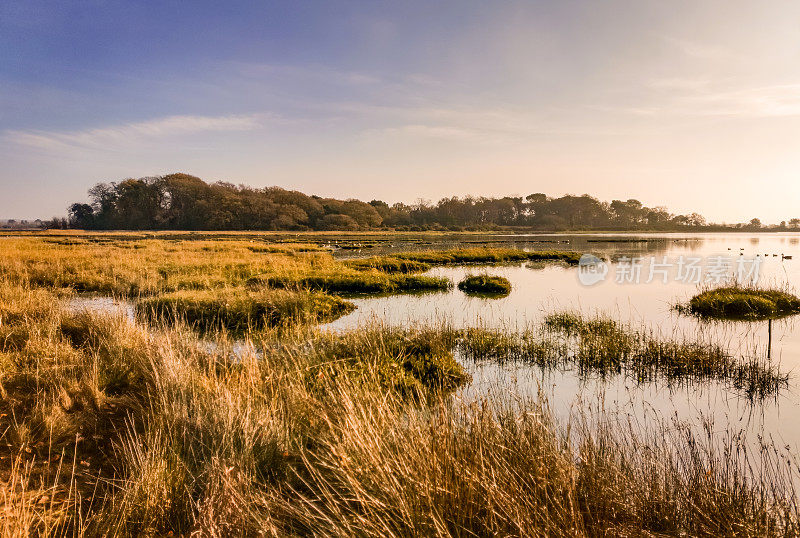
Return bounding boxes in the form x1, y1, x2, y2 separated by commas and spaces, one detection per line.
727, 247, 792, 260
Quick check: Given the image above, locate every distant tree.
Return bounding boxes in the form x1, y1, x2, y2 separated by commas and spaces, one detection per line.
525, 193, 548, 204
749, 218, 762, 228
68, 203, 95, 228
686, 213, 706, 227
67, 173, 727, 232
318, 213, 359, 230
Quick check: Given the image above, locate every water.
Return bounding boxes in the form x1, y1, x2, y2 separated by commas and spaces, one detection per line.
327, 232, 800, 451
67, 295, 137, 320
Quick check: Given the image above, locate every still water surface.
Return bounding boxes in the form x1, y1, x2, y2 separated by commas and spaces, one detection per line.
328, 233, 800, 450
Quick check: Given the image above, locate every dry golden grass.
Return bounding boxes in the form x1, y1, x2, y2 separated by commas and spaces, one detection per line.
0, 275, 795, 536
0, 233, 797, 536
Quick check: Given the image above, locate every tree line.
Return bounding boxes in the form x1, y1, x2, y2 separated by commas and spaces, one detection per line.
64, 173, 780, 231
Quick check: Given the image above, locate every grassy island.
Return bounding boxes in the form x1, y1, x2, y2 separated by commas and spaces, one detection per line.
457, 274, 513, 296
685, 286, 800, 320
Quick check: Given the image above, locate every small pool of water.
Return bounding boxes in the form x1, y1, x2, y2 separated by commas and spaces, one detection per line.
67, 295, 137, 321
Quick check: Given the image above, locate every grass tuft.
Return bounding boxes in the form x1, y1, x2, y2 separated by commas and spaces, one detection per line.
390, 247, 581, 266
684, 285, 800, 320
458, 274, 512, 296
344, 256, 431, 273
257, 273, 451, 295
137, 288, 355, 331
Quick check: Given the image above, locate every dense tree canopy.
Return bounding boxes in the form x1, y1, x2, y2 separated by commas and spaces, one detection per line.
68, 173, 713, 231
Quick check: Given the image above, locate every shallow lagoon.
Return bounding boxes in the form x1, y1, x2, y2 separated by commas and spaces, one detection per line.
328, 232, 800, 452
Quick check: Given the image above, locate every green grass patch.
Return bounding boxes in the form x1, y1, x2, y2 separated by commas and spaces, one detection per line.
457, 274, 512, 296
137, 289, 355, 331
684, 286, 800, 320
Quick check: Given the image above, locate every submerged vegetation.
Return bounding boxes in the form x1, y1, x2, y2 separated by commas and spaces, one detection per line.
459, 312, 788, 398
684, 285, 800, 320
1, 232, 799, 535
458, 274, 512, 296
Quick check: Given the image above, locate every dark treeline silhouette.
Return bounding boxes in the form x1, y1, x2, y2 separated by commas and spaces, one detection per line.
65, 173, 789, 231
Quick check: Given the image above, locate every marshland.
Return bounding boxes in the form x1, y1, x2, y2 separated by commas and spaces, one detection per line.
2, 230, 800, 535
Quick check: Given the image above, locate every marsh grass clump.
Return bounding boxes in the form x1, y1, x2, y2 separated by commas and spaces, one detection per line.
458, 313, 787, 398
344, 256, 431, 273
246, 243, 328, 254
544, 312, 787, 397
458, 274, 512, 296
137, 288, 355, 331
259, 272, 451, 295
458, 327, 560, 365
305, 323, 469, 397
391, 247, 582, 266
684, 285, 800, 320
269, 392, 800, 537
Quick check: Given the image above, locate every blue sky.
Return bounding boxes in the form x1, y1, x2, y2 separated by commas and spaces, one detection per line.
3, 0, 800, 221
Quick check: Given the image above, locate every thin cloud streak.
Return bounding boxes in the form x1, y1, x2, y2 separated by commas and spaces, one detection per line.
4, 114, 262, 152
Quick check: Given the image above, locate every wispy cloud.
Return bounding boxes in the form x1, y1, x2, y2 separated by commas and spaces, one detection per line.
691, 84, 800, 117
643, 79, 800, 118
664, 37, 742, 63
5, 114, 262, 152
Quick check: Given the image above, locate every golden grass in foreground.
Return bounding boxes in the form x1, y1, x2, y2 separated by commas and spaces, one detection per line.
0, 279, 798, 536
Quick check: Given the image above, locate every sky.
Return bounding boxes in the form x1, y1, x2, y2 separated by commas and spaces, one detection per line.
2, 0, 800, 222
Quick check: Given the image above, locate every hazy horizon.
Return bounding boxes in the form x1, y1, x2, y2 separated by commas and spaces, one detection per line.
3, 0, 800, 222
